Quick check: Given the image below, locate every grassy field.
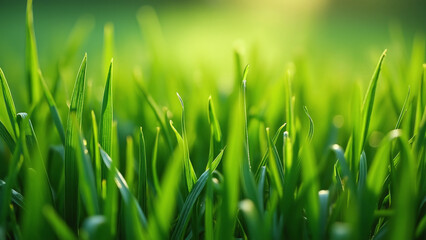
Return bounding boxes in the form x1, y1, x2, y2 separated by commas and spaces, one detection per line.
0, 0, 425, 239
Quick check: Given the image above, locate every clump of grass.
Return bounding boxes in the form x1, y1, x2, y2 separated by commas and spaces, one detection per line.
0, 1, 425, 240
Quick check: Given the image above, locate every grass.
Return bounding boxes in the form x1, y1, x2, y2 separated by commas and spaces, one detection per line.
0, 0, 425, 239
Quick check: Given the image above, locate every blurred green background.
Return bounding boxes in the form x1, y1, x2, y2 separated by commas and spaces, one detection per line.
0, 0, 425, 174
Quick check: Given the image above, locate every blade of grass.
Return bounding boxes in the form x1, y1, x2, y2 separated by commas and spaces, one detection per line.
266, 127, 285, 197
176, 93, 197, 192
64, 54, 87, 232
0, 180, 24, 209
125, 136, 135, 193
152, 127, 161, 194
137, 127, 148, 215
147, 147, 183, 239
359, 50, 387, 152
43, 206, 77, 240
395, 87, 411, 129
254, 123, 286, 178
303, 106, 314, 142
100, 59, 113, 156
242, 66, 251, 170
134, 71, 173, 151
171, 149, 224, 240
0, 136, 23, 240
0, 68, 19, 139
100, 148, 147, 237
217, 101, 244, 239
39, 70, 66, 145
0, 120, 15, 152
71, 115, 99, 216
90, 111, 102, 198
26, 0, 41, 104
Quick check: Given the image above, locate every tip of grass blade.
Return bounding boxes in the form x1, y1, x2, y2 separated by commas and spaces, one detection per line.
242, 65, 249, 81
176, 92, 184, 109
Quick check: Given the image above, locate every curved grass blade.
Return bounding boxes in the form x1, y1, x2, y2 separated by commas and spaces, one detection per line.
134, 72, 173, 151
0, 68, 19, 139
26, 0, 41, 104
0, 180, 24, 209
0, 120, 15, 152
170, 97, 197, 193
266, 127, 284, 197
208, 96, 222, 143
137, 127, 148, 214
395, 86, 411, 129
254, 123, 286, 178
147, 147, 183, 239
72, 117, 99, 216
64, 54, 87, 232
171, 149, 224, 240
17, 112, 54, 203
303, 106, 314, 142
152, 127, 161, 194
358, 151, 367, 193
331, 144, 356, 193
90, 111, 101, 197
0, 138, 23, 239
100, 148, 147, 238
39, 70, 65, 145
360, 50, 387, 151
100, 59, 113, 156
358, 129, 406, 239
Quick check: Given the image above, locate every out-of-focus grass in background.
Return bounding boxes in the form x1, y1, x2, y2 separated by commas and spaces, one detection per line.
0, 0, 424, 151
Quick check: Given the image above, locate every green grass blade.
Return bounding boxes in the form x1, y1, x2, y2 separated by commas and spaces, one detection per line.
72, 116, 99, 216
358, 130, 403, 239
64, 53, 87, 232
171, 149, 224, 240
0, 138, 23, 239
395, 86, 411, 129
43, 206, 77, 240
90, 111, 102, 198
100, 59, 113, 156
303, 106, 314, 142
331, 144, 356, 193
0, 180, 24, 209
100, 148, 147, 235
125, 136, 135, 193
208, 96, 222, 144
218, 101, 244, 239
266, 127, 285, 197
360, 50, 387, 151
137, 127, 148, 215
176, 92, 197, 191
152, 127, 161, 194
358, 151, 367, 193
242, 66, 251, 170
134, 72, 173, 151
0, 120, 15, 152
254, 123, 286, 178
0, 68, 19, 139
39, 70, 66, 145
25, 0, 41, 104
148, 148, 184, 239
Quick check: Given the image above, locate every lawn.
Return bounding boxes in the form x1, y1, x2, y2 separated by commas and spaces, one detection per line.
0, 0, 425, 239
